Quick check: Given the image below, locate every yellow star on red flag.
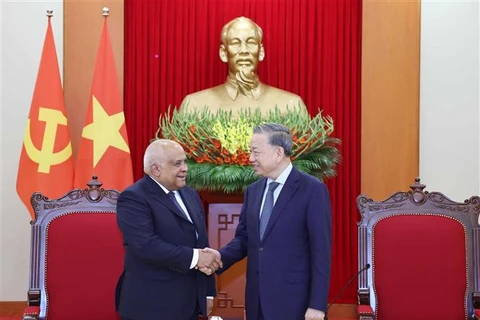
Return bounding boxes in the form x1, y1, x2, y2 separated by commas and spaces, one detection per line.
81, 95, 129, 167
74, 18, 133, 191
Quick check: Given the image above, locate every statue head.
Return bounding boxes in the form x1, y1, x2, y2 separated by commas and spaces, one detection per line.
219, 17, 265, 89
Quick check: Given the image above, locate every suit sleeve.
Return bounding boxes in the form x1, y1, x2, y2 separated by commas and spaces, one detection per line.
307, 182, 332, 312
217, 187, 250, 273
204, 235, 217, 296
116, 189, 193, 273
206, 273, 217, 296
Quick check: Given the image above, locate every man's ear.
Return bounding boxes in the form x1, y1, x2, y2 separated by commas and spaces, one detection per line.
259, 44, 265, 61
276, 146, 285, 158
219, 45, 228, 63
150, 163, 161, 177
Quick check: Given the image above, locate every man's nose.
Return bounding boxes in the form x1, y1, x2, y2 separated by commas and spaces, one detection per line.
239, 42, 249, 53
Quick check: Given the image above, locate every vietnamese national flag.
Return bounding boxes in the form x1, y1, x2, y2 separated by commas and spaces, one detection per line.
74, 17, 133, 190
16, 17, 74, 219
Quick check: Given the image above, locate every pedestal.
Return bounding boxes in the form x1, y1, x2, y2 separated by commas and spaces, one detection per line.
200, 191, 245, 319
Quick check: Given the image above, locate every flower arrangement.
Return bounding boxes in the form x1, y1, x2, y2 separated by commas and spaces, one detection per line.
156, 106, 340, 193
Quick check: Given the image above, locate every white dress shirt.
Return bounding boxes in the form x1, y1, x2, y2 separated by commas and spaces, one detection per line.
259, 163, 293, 218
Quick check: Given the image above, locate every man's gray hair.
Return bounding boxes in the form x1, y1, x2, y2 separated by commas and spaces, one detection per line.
221, 16, 263, 45
253, 123, 292, 156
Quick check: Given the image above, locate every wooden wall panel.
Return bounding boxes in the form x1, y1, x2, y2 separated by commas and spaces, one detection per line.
0, 301, 25, 316
208, 203, 246, 319
361, 0, 420, 199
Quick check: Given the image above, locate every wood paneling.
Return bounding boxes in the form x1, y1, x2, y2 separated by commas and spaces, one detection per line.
328, 303, 357, 318
0, 300, 354, 318
0, 301, 25, 316
64, 1, 124, 160
208, 203, 245, 318
361, 0, 421, 199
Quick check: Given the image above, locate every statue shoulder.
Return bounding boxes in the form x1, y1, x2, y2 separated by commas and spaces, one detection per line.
181, 84, 228, 111
183, 85, 226, 101
262, 84, 302, 99
261, 84, 306, 108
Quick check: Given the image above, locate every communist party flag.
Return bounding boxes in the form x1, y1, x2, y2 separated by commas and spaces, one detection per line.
74, 16, 133, 190
16, 16, 74, 219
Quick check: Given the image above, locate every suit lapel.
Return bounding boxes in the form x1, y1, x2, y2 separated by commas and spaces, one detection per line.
261, 168, 300, 241
178, 188, 208, 245
178, 188, 201, 229
143, 176, 191, 222
252, 179, 268, 244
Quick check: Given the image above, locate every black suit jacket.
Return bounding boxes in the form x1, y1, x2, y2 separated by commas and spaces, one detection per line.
115, 175, 216, 320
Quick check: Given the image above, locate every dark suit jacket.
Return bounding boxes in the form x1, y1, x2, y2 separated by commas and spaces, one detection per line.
115, 175, 216, 320
219, 167, 332, 320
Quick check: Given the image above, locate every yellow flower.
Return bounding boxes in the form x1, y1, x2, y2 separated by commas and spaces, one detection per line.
212, 117, 253, 154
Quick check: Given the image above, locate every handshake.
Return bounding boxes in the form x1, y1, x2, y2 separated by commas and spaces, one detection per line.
196, 247, 222, 275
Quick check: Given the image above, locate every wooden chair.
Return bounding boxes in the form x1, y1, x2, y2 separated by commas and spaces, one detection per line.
22, 176, 124, 320
356, 178, 480, 320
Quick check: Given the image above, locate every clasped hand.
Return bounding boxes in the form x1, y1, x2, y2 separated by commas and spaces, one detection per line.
196, 247, 222, 275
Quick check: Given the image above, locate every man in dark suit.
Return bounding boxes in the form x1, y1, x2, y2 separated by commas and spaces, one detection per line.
207, 123, 332, 320
115, 139, 221, 320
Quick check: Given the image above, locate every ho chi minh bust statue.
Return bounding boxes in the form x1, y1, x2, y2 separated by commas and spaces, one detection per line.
180, 16, 307, 116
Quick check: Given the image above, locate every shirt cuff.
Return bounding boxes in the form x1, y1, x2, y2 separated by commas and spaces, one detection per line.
190, 248, 199, 269
207, 296, 214, 300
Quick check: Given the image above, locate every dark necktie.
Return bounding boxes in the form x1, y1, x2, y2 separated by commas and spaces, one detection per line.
168, 191, 189, 221
259, 182, 280, 241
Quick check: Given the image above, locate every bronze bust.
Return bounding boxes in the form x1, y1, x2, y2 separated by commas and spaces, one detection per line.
181, 17, 306, 116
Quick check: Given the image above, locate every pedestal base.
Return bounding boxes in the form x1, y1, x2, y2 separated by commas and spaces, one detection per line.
201, 191, 245, 319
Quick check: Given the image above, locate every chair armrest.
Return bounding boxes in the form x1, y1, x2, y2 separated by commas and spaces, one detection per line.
474, 292, 480, 309
26, 290, 40, 306
23, 306, 40, 320
357, 305, 373, 320
473, 292, 480, 319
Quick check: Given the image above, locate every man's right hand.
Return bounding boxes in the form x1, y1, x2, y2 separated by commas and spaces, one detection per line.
197, 247, 222, 275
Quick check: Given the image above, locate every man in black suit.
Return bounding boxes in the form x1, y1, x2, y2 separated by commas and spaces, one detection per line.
115, 139, 221, 320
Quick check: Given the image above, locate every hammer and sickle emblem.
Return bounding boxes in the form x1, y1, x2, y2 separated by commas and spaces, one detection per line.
24, 107, 72, 173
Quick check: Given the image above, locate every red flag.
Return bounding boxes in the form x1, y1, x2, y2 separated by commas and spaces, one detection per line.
74, 18, 133, 190
16, 17, 74, 219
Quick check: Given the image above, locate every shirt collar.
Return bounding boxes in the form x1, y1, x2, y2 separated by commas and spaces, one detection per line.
266, 162, 293, 186
225, 76, 262, 101
149, 175, 172, 195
